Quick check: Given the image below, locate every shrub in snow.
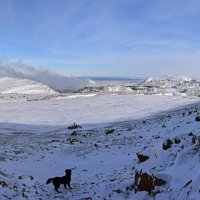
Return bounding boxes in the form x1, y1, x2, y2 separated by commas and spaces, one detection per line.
163, 138, 173, 150
134, 171, 166, 194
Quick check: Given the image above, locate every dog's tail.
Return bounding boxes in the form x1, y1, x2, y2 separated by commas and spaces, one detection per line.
46, 178, 53, 184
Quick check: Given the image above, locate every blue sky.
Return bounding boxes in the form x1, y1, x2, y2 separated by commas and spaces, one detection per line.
0, 0, 200, 77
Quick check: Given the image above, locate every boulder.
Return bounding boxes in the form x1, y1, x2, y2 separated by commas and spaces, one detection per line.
174, 137, 181, 144
134, 171, 166, 194
195, 116, 200, 122
136, 153, 149, 163
163, 138, 173, 150
106, 128, 115, 135
68, 123, 82, 129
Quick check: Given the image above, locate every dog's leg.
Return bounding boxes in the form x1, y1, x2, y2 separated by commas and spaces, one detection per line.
67, 182, 72, 189
54, 183, 60, 192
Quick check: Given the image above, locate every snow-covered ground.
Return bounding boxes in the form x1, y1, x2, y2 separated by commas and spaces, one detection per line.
1, 93, 200, 199
0, 95, 198, 125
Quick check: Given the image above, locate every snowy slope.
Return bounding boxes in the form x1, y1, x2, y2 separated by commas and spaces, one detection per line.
1, 95, 200, 199
133, 75, 200, 97
0, 77, 57, 95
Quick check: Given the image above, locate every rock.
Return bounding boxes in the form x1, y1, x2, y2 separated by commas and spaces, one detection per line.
195, 116, 200, 122
0, 181, 7, 188
192, 135, 197, 144
51, 140, 60, 143
71, 131, 78, 136
174, 137, 181, 144
136, 153, 149, 163
163, 138, 173, 150
113, 189, 123, 194
134, 171, 166, 194
67, 138, 82, 144
68, 123, 82, 129
188, 132, 193, 136
106, 128, 115, 135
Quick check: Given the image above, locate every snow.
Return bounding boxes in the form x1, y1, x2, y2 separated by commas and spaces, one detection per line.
0, 95, 198, 125
1, 88, 200, 199
0, 77, 57, 95
133, 75, 200, 97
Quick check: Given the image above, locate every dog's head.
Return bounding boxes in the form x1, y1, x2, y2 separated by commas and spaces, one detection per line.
65, 169, 72, 176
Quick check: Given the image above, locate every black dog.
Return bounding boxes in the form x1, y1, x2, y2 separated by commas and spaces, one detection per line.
46, 169, 72, 192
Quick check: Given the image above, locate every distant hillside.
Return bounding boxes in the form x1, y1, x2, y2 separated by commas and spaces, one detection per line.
0, 77, 57, 95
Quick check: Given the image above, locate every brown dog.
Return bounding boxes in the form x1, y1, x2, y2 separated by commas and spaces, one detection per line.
46, 169, 72, 192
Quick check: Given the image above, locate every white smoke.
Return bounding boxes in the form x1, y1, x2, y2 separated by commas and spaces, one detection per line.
0, 60, 96, 92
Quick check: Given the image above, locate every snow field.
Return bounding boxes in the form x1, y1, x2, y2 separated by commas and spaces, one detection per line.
0, 95, 200, 199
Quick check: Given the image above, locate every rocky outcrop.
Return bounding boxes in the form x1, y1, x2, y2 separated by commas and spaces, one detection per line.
134, 171, 166, 194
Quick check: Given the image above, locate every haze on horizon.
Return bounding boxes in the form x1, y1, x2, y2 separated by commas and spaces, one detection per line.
0, 0, 200, 78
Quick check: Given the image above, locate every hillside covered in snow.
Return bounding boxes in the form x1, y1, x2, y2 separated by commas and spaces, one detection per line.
131, 75, 200, 97
76, 76, 200, 97
0, 77, 59, 102
0, 94, 200, 199
0, 77, 57, 95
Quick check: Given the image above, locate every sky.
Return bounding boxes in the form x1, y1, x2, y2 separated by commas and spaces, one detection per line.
0, 0, 200, 77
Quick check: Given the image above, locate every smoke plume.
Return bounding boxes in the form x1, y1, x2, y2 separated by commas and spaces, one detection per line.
0, 60, 95, 92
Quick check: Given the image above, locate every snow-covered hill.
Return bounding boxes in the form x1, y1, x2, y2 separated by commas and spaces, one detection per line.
131, 75, 200, 97
0, 77, 59, 102
77, 76, 200, 97
0, 77, 57, 95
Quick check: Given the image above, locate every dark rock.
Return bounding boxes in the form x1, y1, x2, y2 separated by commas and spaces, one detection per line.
188, 111, 193, 115
163, 138, 173, 150
71, 131, 78, 136
174, 137, 181, 144
195, 116, 200, 122
134, 171, 166, 194
136, 153, 149, 163
106, 128, 115, 135
0, 181, 7, 188
67, 138, 81, 144
192, 135, 197, 144
51, 140, 60, 143
188, 132, 193, 136
68, 123, 82, 129
113, 189, 123, 194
